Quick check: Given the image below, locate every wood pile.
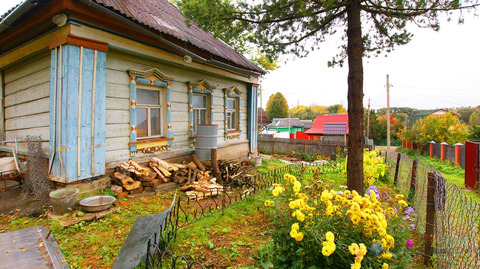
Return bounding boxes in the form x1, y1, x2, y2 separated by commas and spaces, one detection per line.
110, 153, 254, 198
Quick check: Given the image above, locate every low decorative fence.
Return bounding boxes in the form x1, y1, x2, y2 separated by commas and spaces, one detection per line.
259, 136, 346, 156
386, 152, 480, 268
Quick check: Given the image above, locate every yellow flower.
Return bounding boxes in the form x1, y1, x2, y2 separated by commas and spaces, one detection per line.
292, 210, 306, 222
325, 231, 335, 242
291, 223, 299, 231
349, 243, 359, 255
382, 263, 389, 269
395, 194, 404, 199
272, 188, 280, 197
264, 200, 274, 207
293, 180, 301, 193
398, 199, 408, 207
321, 241, 336, 256
381, 252, 392, 259
294, 231, 304, 241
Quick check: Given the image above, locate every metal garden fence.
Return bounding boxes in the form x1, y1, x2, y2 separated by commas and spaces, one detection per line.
386, 152, 480, 268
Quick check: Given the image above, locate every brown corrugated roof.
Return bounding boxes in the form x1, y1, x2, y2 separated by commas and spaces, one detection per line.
92, 0, 264, 74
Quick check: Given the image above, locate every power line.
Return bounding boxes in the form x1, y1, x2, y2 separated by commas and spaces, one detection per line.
393, 87, 470, 106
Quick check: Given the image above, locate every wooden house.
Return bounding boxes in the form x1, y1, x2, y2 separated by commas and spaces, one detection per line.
305, 114, 349, 142
0, 0, 264, 183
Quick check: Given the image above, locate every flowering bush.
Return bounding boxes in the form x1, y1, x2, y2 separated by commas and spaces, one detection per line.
341, 149, 388, 186
262, 173, 415, 268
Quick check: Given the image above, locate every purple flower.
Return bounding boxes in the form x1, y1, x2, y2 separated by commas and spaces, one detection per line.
407, 239, 413, 249
403, 215, 412, 221
394, 207, 398, 213
366, 185, 380, 199
383, 191, 392, 200
405, 207, 414, 215
409, 223, 415, 230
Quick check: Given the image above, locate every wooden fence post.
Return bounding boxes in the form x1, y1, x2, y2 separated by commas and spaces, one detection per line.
424, 172, 436, 266
408, 159, 417, 203
394, 153, 401, 186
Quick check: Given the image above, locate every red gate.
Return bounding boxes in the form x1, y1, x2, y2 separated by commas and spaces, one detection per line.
465, 140, 480, 189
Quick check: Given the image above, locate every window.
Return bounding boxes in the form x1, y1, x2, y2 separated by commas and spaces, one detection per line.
136, 87, 165, 138
223, 86, 242, 140
192, 93, 210, 133
226, 97, 238, 130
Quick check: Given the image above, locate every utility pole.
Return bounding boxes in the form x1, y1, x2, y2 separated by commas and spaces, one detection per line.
386, 74, 391, 152
367, 99, 371, 138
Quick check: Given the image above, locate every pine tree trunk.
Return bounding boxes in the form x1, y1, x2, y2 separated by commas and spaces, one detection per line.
346, 0, 365, 195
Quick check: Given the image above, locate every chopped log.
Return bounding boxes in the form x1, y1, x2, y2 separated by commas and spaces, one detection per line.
211, 149, 222, 184
192, 154, 205, 171
172, 163, 187, 169
142, 181, 154, 187
113, 172, 135, 186
152, 179, 162, 187
185, 189, 221, 200
175, 170, 187, 177
141, 175, 154, 182
119, 163, 143, 177
124, 181, 142, 191
156, 165, 172, 178
129, 185, 143, 194
128, 159, 151, 176
200, 160, 211, 167
144, 187, 153, 192
186, 161, 197, 171
147, 171, 157, 180
193, 169, 199, 181
110, 185, 123, 194
151, 157, 179, 172
180, 185, 194, 191
149, 163, 168, 182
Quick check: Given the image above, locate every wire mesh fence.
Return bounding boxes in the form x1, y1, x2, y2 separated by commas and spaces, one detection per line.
22, 136, 51, 205
386, 151, 480, 268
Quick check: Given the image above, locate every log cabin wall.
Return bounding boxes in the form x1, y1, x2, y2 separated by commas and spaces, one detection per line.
2, 52, 51, 153
104, 50, 249, 166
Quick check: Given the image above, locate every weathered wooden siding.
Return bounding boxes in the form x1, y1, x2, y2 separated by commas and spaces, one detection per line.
105, 50, 249, 162
3, 52, 51, 152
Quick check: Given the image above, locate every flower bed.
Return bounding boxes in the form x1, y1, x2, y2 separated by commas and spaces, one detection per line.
262, 172, 416, 268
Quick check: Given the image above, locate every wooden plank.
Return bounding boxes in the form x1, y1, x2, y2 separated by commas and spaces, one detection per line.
106, 137, 129, 152
106, 68, 129, 84
170, 111, 189, 122
5, 113, 49, 131
106, 123, 130, 138
105, 148, 130, 163
106, 83, 129, 98
5, 126, 49, 141
106, 97, 129, 110
4, 68, 50, 96
106, 110, 129, 124
80, 48, 93, 179
0, 26, 71, 69
4, 82, 49, 107
0, 70, 4, 141
65, 45, 80, 181
3, 53, 50, 84
93, 51, 107, 176
5, 97, 50, 119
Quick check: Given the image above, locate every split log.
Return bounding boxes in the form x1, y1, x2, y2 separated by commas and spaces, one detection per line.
110, 185, 123, 195
192, 154, 205, 171
124, 181, 142, 191
128, 159, 151, 176
149, 163, 168, 182
151, 157, 179, 172
172, 163, 187, 169
211, 149, 222, 184
186, 161, 197, 170
129, 185, 143, 194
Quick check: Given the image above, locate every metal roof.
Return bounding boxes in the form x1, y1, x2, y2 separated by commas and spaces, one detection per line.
92, 0, 264, 74
0, 0, 264, 75
304, 114, 349, 135
323, 123, 347, 135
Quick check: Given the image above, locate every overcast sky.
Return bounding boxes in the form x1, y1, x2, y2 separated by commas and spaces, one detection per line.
2, 1, 479, 111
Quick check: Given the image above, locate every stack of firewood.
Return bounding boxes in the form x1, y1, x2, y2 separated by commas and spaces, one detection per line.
109, 153, 253, 197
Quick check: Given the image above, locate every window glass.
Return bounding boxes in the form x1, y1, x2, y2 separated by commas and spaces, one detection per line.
227, 98, 236, 109
137, 89, 159, 105
193, 94, 206, 108
151, 108, 161, 136
137, 108, 147, 137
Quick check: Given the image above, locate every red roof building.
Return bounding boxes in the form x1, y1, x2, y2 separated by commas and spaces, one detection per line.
305, 114, 349, 141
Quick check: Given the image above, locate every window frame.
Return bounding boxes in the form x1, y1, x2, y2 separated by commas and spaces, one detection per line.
223, 86, 242, 140
136, 85, 166, 139
187, 80, 216, 146
192, 92, 211, 134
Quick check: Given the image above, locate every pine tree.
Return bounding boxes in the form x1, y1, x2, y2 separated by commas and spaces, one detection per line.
177, 0, 479, 194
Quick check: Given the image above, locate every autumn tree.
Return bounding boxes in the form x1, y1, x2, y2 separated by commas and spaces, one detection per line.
405, 112, 469, 145
177, 0, 479, 194
266, 92, 289, 120
327, 104, 347, 114
290, 105, 328, 120
470, 111, 480, 125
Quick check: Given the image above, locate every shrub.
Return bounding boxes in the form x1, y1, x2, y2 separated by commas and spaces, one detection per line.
263, 174, 414, 268
341, 149, 388, 187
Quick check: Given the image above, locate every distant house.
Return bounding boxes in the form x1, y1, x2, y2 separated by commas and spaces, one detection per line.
407, 109, 448, 129
266, 118, 312, 136
0, 0, 264, 183
257, 109, 271, 129
305, 114, 349, 142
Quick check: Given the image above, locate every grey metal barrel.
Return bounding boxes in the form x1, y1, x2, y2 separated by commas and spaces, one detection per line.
195, 124, 218, 160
